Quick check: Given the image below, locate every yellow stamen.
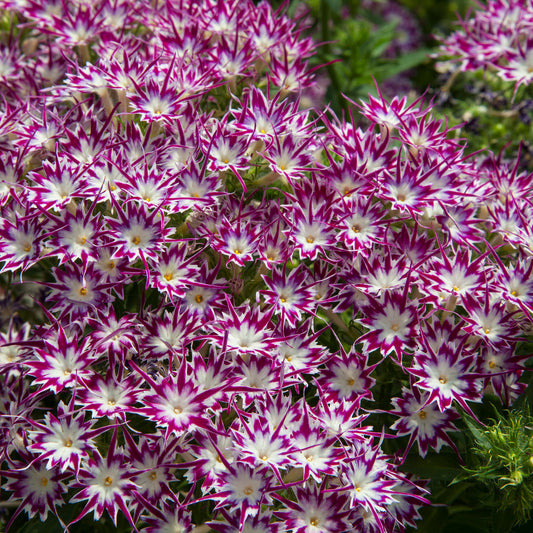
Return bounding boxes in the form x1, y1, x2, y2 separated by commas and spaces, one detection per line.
484, 328, 491, 334
310, 518, 319, 526
41, 477, 48, 486
306, 237, 314, 244
150, 471, 157, 480
132, 236, 141, 245
195, 294, 204, 303
163, 272, 173, 281
439, 377, 447, 384
65, 439, 72, 447
79, 287, 88, 296
418, 410, 427, 419
104, 476, 113, 486
243, 487, 253, 495
173, 406, 182, 414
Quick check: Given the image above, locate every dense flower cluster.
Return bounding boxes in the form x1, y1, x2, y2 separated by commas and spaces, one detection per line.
437, 0, 533, 94
0, 1, 532, 532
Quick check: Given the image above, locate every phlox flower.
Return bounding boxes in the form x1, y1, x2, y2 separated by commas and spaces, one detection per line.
209, 300, 278, 358
259, 264, 317, 327
210, 463, 273, 527
106, 201, 172, 264
420, 247, 489, 304
76, 368, 143, 420
275, 320, 327, 376
333, 196, 387, 252
47, 204, 104, 264
124, 433, 180, 507
231, 85, 300, 141
462, 291, 521, 347
317, 347, 376, 405
69, 432, 137, 528
408, 337, 482, 414
273, 483, 350, 533
209, 510, 278, 533
233, 355, 294, 407
174, 160, 223, 211
268, 54, 316, 93
214, 217, 261, 267
25, 326, 97, 394
389, 386, 459, 458
263, 133, 314, 184
478, 344, 530, 405
232, 415, 297, 480
340, 442, 398, 521
0, 210, 43, 273
27, 399, 106, 475
134, 360, 226, 440
356, 87, 426, 133
357, 289, 419, 361
45, 261, 115, 324
138, 498, 192, 533
289, 403, 342, 482
257, 213, 293, 267
148, 243, 202, 301
2, 454, 69, 527
87, 310, 140, 364
184, 422, 237, 492
141, 308, 203, 360
0, 320, 30, 368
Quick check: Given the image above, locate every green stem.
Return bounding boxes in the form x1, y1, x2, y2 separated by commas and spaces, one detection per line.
320, 0, 348, 114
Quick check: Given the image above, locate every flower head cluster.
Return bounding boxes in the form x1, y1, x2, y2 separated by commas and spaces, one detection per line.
0, 1, 532, 532
437, 0, 533, 94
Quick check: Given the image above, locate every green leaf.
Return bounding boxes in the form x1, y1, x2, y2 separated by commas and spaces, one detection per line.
401, 450, 462, 481
462, 415, 492, 450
